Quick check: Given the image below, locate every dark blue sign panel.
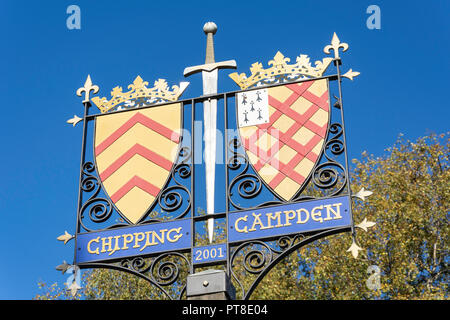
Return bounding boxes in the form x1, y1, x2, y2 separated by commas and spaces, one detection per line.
192, 243, 227, 265
228, 196, 351, 243
76, 219, 191, 264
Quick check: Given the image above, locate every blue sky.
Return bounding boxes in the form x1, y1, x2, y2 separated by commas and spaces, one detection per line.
0, 0, 448, 299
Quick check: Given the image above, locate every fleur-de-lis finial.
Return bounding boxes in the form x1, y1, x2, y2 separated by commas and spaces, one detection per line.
324, 33, 349, 60
76, 75, 99, 103
347, 239, 363, 259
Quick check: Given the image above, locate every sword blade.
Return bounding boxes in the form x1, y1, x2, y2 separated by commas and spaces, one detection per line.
202, 69, 218, 243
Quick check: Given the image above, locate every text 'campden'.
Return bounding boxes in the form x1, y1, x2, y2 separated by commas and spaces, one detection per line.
233, 203, 343, 234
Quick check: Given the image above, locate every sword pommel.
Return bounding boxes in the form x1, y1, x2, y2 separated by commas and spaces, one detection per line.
183, 22, 237, 77
203, 22, 217, 34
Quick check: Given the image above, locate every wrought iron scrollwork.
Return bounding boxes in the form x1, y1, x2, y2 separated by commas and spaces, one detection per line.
312, 162, 345, 190
229, 226, 350, 300
228, 138, 261, 210
229, 233, 308, 299
227, 138, 283, 210
230, 174, 263, 200
309, 121, 347, 197
290, 121, 348, 201
149, 252, 190, 299
241, 241, 273, 274
158, 186, 188, 215
151, 146, 192, 221
151, 254, 182, 285
113, 252, 190, 300
121, 256, 149, 274
324, 123, 345, 160
79, 162, 114, 232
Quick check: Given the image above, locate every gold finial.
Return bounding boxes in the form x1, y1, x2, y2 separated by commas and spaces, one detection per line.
347, 239, 363, 259
91, 75, 189, 113
66, 115, 83, 127
57, 231, 74, 244
229, 51, 333, 90
342, 69, 360, 81
76, 75, 99, 103
356, 218, 376, 232
323, 32, 349, 60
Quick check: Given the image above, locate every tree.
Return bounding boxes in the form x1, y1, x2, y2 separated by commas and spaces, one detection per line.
35, 133, 449, 300
252, 132, 449, 299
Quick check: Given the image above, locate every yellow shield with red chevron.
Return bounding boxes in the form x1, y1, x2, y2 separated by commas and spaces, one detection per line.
94, 103, 182, 224
237, 79, 330, 201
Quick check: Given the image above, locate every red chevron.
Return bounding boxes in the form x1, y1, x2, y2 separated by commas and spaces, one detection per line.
95, 112, 181, 156
99, 143, 174, 181
110, 175, 160, 203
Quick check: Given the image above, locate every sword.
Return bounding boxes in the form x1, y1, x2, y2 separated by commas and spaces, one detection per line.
184, 22, 237, 243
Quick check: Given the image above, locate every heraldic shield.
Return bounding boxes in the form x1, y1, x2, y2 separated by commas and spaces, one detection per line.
94, 103, 182, 224
237, 79, 330, 201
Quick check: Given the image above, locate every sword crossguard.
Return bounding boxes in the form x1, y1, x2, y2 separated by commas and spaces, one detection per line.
183, 22, 237, 77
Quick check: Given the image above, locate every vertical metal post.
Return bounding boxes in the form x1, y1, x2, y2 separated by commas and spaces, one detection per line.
224, 94, 231, 276
186, 269, 235, 300
190, 99, 195, 274
73, 101, 89, 264
334, 58, 355, 237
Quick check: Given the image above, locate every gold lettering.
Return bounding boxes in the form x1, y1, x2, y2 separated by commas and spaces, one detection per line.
311, 205, 323, 223
323, 203, 343, 221
284, 210, 296, 226
101, 236, 113, 253
122, 233, 134, 250
235, 215, 248, 233
152, 229, 168, 244
140, 231, 156, 251
249, 212, 266, 231
296, 208, 309, 224
87, 236, 100, 255
167, 227, 182, 242
133, 232, 145, 248
109, 235, 122, 256
267, 211, 283, 228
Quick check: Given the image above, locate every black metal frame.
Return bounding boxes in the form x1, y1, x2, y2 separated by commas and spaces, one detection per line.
71, 55, 354, 300
223, 65, 354, 299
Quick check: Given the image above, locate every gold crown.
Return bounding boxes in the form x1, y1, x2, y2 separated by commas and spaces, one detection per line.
91, 76, 189, 113
229, 51, 333, 90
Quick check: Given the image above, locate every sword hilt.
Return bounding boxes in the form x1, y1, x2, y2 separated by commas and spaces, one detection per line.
203, 22, 217, 64
183, 22, 237, 77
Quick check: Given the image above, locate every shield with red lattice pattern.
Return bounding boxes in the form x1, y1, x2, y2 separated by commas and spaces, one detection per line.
236, 79, 330, 201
